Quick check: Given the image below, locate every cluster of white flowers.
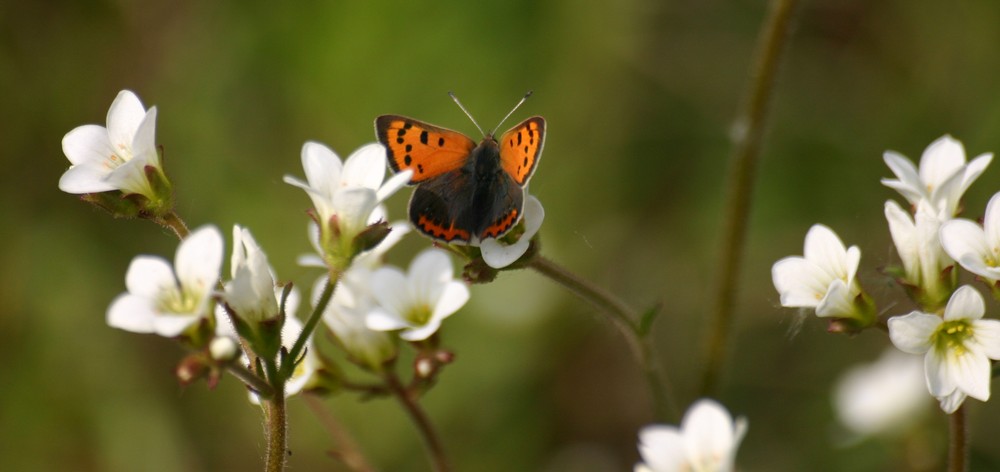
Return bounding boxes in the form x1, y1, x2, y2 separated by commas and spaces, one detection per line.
60, 90, 547, 404
773, 135, 1000, 420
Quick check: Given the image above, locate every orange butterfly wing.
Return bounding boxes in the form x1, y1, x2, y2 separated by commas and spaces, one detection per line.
498, 116, 545, 186
375, 115, 476, 183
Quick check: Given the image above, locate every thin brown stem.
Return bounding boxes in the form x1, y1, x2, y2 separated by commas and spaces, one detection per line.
948, 404, 968, 472
384, 369, 450, 472
527, 255, 675, 420
700, 0, 801, 398
303, 394, 376, 472
157, 211, 190, 240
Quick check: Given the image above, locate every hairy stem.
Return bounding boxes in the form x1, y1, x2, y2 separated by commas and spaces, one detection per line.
263, 382, 288, 472
700, 0, 801, 397
157, 211, 190, 240
385, 369, 450, 472
948, 404, 968, 472
528, 255, 674, 420
225, 362, 275, 399
303, 394, 376, 472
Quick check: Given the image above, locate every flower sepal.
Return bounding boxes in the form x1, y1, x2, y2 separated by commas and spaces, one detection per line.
826, 291, 878, 334
141, 156, 175, 216
226, 303, 284, 362
885, 263, 956, 312
351, 220, 392, 259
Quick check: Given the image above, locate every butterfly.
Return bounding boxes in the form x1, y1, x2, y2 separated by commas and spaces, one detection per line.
375, 93, 544, 244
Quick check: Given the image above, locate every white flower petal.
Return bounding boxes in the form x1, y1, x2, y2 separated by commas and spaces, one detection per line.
430, 282, 470, 322
400, 320, 442, 341
125, 256, 177, 298
682, 399, 737, 470
943, 285, 985, 321
938, 390, 967, 414
920, 135, 965, 188
951, 348, 990, 401
152, 314, 201, 337
365, 309, 411, 331
815, 279, 856, 318
772, 257, 828, 308
106, 90, 147, 150
130, 107, 159, 166
882, 150, 924, 203
984, 192, 1000, 248
62, 124, 117, 166
940, 219, 990, 268
107, 293, 157, 333
972, 319, 1000, 359
803, 224, 849, 279
637, 426, 685, 472
340, 143, 387, 190
175, 226, 224, 291
888, 312, 940, 354
301, 141, 342, 195
377, 169, 414, 203
925, 349, 957, 398
58, 163, 117, 194
481, 237, 529, 269
331, 187, 378, 231
370, 267, 410, 316
408, 249, 454, 301
959, 152, 993, 197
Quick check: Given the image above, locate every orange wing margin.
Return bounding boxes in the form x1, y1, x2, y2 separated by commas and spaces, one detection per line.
498, 116, 545, 186
375, 115, 475, 183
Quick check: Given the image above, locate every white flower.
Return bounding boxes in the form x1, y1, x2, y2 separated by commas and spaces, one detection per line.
59, 90, 162, 198
888, 285, 1000, 413
940, 191, 1000, 283
319, 271, 397, 370
480, 194, 544, 268
283, 142, 411, 239
107, 226, 223, 337
297, 206, 407, 270
224, 225, 278, 323
834, 349, 928, 437
885, 199, 954, 306
881, 135, 992, 217
635, 399, 747, 472
772, 224, 865, 320
366, 248, 470, 341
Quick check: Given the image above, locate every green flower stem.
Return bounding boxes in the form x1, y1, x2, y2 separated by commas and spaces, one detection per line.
264, 383, 288, 472
528, 255, 674, 421
156, 210, 190, 240
225, 362, 275, 399
287, 275, 337, 371
384, 369, 450, 472
700, 0, 801, 397
302, 393, 376, 472
948, 404, 968, 472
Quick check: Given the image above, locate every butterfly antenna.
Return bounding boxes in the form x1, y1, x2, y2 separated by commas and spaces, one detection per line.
448, 91, 485, 136
491, 90, 533, 135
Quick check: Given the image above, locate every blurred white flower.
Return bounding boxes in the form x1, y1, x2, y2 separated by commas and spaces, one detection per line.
881, 135, 992, 217
888, 285, 1000, 413
59, 90, 164, 199
635, 399, 747, 472
107, 226, 223, 337
885, 199, 954, 307
834, 349, 928, 437
941, 191, 1000, 284
284, 142, 411, 240
224, 225, 278, 323
772, 224, 868, 322
480, 194, 544, 268
366, 248, 470, 341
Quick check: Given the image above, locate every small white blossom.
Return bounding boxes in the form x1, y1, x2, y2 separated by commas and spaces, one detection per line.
283, 142, 411, 240
59, 90, 163, 198
940, 191, 1000, 284
772, 224, 865, 320
635, 399, 747, 472
888, 285, 1000, 413
834, 349, 928, 437
480, 194, 544, 268
885, 199, 954, 306
881, 135, 992, 217
107, 226, 223, 337
366, 248, 470, 341
224, 225, 279, 323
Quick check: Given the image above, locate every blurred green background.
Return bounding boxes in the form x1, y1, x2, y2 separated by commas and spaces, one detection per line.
5, 0, 1000, 470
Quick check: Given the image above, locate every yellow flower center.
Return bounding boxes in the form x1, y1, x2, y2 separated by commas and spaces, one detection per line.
933, 319, 974, 356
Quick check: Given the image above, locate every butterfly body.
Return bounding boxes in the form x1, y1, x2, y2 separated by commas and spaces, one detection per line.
375, 114, 544, 244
